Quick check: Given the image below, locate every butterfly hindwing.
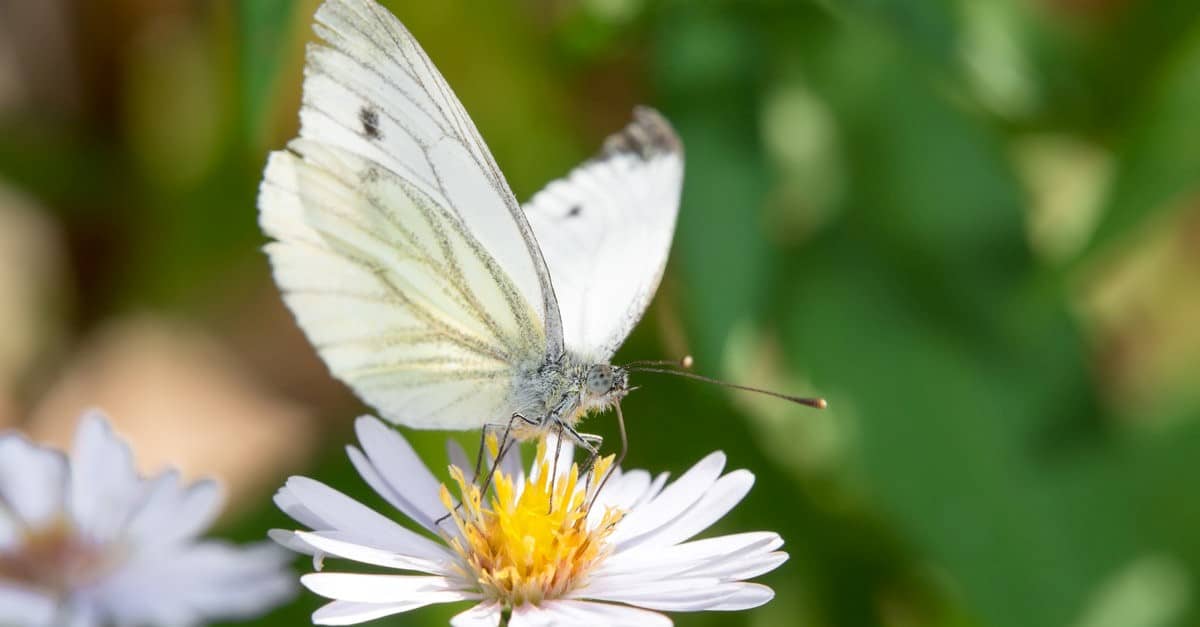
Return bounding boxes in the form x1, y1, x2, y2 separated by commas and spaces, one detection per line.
524, 108, 684, 363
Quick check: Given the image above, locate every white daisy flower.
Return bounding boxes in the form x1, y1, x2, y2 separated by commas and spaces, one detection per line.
0, 410, 295, 626
273, 415, 787, 626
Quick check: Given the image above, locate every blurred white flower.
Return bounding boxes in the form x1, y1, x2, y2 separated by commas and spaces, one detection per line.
28, 317, 318, 510
274, 416, 787, 626
0, 410, 295, 626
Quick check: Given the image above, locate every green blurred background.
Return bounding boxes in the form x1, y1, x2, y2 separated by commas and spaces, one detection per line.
2, 0, 1200, 625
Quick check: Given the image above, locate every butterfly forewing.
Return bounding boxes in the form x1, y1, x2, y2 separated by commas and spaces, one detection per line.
257, 0, 575, 431
261, 140, 534, 430
301, 0, 563, 355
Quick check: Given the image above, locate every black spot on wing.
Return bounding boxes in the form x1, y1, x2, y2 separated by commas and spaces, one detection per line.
598, 106, 681, 162
359, 106, 382, 140
566, 205, 582, 218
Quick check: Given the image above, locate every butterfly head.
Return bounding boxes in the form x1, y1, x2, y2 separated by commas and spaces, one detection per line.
583, 364, 629, 407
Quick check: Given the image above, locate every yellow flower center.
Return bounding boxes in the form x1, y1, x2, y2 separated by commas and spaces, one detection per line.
439, 441, 624, 606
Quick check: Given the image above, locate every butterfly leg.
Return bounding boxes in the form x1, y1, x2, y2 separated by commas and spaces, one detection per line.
470, 414, 530, 484
435, 412, 538, 531
548, 422, 565, 513
546, 421, 601, 513
578, 434, 604, 479
543, 425, 607, 513
556, 421, 604, 489
572, 402, 629, 511
475, 413, 536, 503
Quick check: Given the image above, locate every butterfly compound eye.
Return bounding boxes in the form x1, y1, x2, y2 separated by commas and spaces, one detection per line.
586, 365, 614, 395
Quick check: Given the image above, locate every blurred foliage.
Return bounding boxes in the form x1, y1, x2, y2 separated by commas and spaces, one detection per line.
2, 0, 1200, 626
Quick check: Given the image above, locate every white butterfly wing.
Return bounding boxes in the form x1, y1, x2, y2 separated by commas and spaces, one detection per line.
259, 0, 564, 429
298, 0, 563, 355
523, 108, 684, 363
261, 141, 540, 429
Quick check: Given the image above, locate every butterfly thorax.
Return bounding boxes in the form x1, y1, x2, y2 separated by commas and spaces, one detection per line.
508, 357, 629, 441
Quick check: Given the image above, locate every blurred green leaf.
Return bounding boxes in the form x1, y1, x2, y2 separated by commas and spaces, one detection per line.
787, 235, 1139, 627
656, 9, 773, 361
783, 34, 1141, 627
829, 0, 959, 74
842, 49, 1030, 332
1083, 0, 1200, 132
238, 0, 299, 150
1081, 23, 1200, 259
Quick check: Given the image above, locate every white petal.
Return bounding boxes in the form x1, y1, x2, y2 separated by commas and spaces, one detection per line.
99, 540, 295, 623
353, 416, 446, 530
301, 572, 477, 603
446, 439, 472, 475
122, 470, 182, 536
620, 470, 753, 551
312, 599, 446, 625
540, 600, 672, 626
553, 441, 575, 479
269, 528, 316, 555
282, 476, 452, 561
531, 434, 574, 483
575, 577, 720, 599
124, 473, 223, 549
686, 550, 788, 581
293, 530, 456, 576
589, 469, 650, 527
594, 549, 786, 590
451, 436, 526, 487
347, 445, 444, 532
162, 478, 223, 541
598, 591, 737, 612
574, 578, 741, 611
68, 410, 143, 543
0, 506, 18, 549
0, 432, 67, 529
632, 472, 670, 509
497, 436, 523, 484
610, 452, 725, 545
708, 583, 775, 611
0, 583, 57, 626
58, 603, 101, 627
602, 469, 650, 509
274, 486, 326, 530
450, 601, 502, 627
598, 531, 781, 578
509, 603, 561, 627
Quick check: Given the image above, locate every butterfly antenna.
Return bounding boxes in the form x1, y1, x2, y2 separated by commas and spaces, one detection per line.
622, 355, 694, 370
627, 367, 827, 409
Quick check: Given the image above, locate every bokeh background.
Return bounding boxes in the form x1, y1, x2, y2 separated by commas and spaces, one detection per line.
1, 0, 1200, 625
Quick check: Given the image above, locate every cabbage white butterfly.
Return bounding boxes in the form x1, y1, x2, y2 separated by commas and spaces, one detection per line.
258, 0, 823, 472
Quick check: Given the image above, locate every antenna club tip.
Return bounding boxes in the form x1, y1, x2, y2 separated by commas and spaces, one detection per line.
815, 398, 828, 410
680, 355, 694, 369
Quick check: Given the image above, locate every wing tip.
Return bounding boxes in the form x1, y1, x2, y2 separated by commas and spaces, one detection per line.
313, 0, 412, 44
599, 107, 682, 162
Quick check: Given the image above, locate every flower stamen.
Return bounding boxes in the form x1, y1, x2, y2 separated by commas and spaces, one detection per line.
438, 440, 624, 607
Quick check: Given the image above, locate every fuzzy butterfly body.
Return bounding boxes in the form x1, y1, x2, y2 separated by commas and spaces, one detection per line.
259, 0, 683, 454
